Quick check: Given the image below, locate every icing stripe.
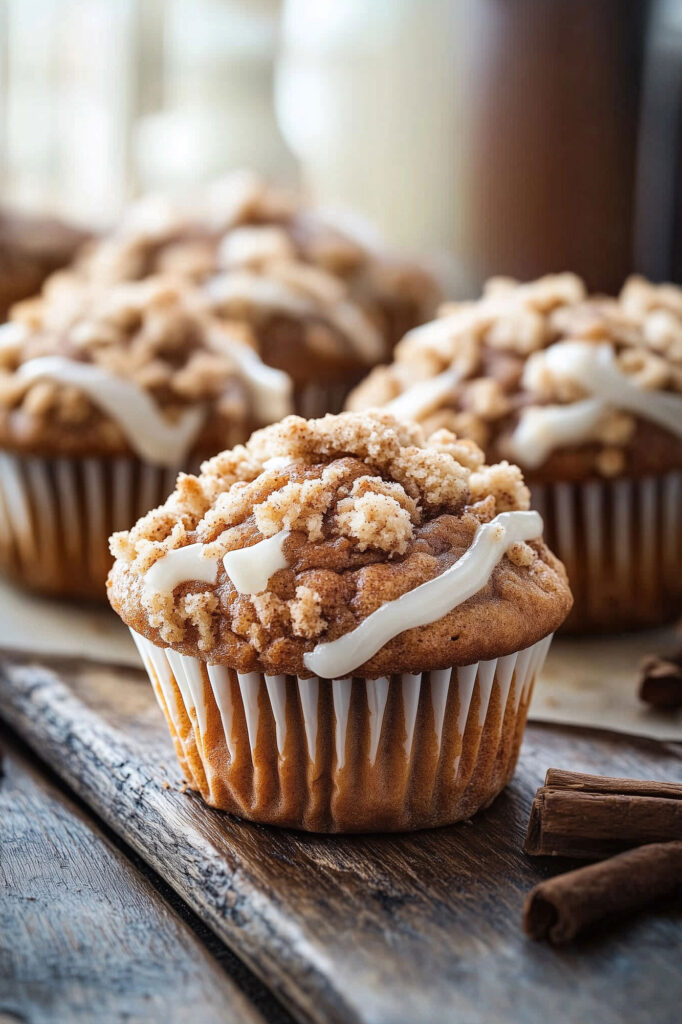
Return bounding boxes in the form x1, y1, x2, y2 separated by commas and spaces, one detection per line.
303, 510, 543, 679
386, 367, 462, 421
208, 325, 293, 422
143, 543, 219, 598
206, 269, 384, 361
540, 341, 682, 438
143, 530, 290, 598
223, 530, 290, 594
18, 356, 205, 467
511, 341, 682, 467
508, 398, 606, 469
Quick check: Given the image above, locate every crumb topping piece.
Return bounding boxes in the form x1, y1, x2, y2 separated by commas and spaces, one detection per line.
109, 411, 535, 652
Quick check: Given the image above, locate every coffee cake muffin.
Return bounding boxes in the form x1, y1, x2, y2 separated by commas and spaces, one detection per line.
108, 411, 571, 832
348, 275, 682, 631
0, 276, 292, 598
26, 172, 438, 415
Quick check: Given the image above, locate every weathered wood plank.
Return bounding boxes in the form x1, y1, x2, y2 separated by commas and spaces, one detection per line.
1, 652, 682, 1024
0, 725, 265, 1024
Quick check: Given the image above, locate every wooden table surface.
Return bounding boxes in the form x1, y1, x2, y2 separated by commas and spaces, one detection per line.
1, 650, 681, 1024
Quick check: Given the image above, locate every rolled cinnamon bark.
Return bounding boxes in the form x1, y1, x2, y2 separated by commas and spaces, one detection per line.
543, 769, 682, 797
523, 841, 682, 944
524, 770, 682, 859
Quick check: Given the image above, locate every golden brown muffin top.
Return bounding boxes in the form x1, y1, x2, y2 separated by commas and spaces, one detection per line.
347, 274, 682, 481
108, 412, 571, 677
0, 276, 292, 461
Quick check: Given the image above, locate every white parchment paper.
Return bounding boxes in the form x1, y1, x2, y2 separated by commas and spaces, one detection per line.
0, 578, 138, 667
533, 628, 682, 741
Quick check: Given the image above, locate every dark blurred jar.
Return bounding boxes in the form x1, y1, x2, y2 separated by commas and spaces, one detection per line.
456, 0, 654, 294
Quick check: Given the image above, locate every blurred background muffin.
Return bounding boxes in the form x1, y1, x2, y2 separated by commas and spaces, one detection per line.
348, 274, 682, 632
21, 172, 439, 415
108, 411, 571, 831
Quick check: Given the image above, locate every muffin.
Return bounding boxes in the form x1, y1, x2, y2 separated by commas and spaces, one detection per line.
107, 411, 571, 832
25, 171, 439, 414
0, 276, 293, 599
0, 208, 89, 320
348, 274, 682, 632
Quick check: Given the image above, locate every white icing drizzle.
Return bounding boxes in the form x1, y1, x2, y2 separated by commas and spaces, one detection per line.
510, 341, 682, 467
143, 543, 219, 598
209, 326, 293, 422
206, 269, 383, 361
303, 510, 543, 679
508, 399, 607, 469
142, 530, 291, 599
386, 367, 461, 421
223, 530, 290, 594
325, 300, 384, 362
17, 356, 205, 467
206, 269, 312, 319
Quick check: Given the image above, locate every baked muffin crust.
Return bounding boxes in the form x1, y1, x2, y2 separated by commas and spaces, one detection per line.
108, 412, 572, 676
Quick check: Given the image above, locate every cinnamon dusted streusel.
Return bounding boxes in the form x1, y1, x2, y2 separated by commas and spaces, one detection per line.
347, 274, 682, 480
108, 412, 571, 675
0, 276, 287, 456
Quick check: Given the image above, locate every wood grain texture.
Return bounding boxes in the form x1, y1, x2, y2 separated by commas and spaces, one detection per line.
1, 651, 682, 1024
0, 727, 264, 1024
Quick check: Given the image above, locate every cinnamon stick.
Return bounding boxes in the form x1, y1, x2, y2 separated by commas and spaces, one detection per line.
523, 841, 682, 944
543, 769, 682, 798
524, 770, 682, 859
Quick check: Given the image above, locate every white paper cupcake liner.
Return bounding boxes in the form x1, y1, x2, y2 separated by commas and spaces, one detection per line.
131, 629, 554, 832
0, 452, 181, 598
531, 470, 682, 631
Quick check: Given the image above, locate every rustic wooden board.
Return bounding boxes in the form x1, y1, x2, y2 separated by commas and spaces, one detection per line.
1, 651, 682, 1024
0, 726, 265, 1024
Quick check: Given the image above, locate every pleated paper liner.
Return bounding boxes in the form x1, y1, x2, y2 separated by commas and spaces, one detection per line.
0, 452, 184, 599
531, 470, 682, 632
131, 630, 554, 833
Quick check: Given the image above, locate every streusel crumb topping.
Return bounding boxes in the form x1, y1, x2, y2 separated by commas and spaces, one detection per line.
107, 412, 572, 675
347, 274, 682, 478
0, 276, 282, 448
